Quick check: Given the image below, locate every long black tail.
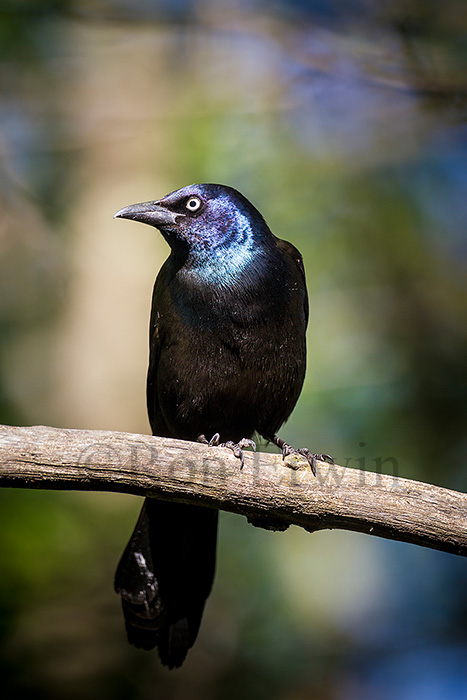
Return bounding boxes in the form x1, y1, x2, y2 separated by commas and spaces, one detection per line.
115, 498, 218, 668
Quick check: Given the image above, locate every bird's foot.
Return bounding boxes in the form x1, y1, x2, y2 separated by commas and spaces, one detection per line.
198, 433, 256, 469
270, 435, 333, 476
222, 439, 257, 469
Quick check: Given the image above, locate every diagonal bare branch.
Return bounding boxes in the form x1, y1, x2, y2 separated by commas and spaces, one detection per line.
0, 424, 466, 556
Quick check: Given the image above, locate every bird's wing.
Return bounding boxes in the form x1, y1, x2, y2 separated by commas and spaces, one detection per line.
146, 263, 171, 437
146, 307, 160, 432
275, 237, 309, 326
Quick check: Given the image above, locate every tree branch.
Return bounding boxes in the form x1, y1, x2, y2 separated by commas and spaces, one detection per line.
0, 424, 465, 556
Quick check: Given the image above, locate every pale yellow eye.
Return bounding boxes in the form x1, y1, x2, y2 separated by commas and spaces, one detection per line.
186, 196, 202, 212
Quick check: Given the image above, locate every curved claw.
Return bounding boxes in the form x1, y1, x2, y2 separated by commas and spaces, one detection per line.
208, 433, 221, 447
238, 438, 256, 453
297, 449, 318, 476
197, 433, 256, 469
223, 438, 257, 469
223, 441, 244, 467
277, 441, 333, 477
316, 453, 334, 465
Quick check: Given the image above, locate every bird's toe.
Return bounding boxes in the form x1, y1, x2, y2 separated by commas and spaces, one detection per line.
208, 433, 221, 447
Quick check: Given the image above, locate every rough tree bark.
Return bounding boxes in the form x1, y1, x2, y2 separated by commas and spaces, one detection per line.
0, 424, 466, 556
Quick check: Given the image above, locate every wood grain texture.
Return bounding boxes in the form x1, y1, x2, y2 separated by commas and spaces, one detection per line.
0, 424, 466, 555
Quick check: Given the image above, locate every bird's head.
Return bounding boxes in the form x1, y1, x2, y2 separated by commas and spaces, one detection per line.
114, 183, 271, 259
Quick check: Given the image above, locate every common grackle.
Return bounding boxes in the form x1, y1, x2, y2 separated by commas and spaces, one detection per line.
113, 183, 332, 668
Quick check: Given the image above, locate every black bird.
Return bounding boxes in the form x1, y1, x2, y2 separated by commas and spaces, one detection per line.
113, 183, 331, 668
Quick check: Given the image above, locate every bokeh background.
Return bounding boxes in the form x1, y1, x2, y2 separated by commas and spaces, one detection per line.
1, 1, 467, 698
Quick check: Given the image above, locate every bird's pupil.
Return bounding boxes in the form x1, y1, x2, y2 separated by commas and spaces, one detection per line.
187, 198, 199, 210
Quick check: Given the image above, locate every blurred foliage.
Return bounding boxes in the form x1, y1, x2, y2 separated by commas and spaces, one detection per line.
1, 1, 467, 698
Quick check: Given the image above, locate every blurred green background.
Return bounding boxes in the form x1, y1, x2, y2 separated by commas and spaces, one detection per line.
1, 1, 467, 698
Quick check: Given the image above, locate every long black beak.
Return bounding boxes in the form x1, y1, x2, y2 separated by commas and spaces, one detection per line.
113, 201, 183, 228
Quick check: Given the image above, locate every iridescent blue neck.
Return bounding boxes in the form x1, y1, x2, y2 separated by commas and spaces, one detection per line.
183, 211, 267, 288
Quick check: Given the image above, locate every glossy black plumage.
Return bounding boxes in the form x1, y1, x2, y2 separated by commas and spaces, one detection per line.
114, 183, 325, 668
